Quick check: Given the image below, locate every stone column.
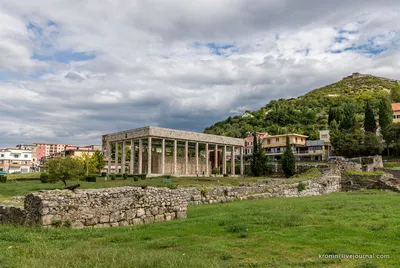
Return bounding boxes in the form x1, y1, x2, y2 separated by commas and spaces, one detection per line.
115, 142, 119, 174
173, 140, 177, 175
214, 144, 218, 168
195, 142, 199, 175
138, 139, 143, 174
240, 147, 244, 176
107, 142, 111, 174
148, 137, 152, 175
121, 141, 126, 174
231, 146, 235, 175
205, 143, 209, 175
130, 140, 134, 175
222, 145, 227, 175
161, 139, 165, 174
185, 141, 189, 175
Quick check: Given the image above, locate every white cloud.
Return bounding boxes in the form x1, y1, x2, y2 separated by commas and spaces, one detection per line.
0, 0, 399, 147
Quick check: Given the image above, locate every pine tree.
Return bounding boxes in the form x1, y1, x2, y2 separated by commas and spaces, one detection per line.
281, 135, 296, 178
364, 101, 377, 133
340, 103, 357, 131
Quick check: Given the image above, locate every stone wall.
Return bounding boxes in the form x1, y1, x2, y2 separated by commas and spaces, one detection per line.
268, 163, 330, 176
1, 187, 188, 228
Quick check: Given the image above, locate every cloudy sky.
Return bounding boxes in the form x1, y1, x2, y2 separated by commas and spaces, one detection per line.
1, 0, 400, 147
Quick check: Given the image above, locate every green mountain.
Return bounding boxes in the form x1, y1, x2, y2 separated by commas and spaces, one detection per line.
204, 73, 400, 140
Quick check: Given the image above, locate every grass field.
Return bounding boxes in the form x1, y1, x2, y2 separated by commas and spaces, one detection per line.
0, 190, 398, 267
0, 175, 266, 202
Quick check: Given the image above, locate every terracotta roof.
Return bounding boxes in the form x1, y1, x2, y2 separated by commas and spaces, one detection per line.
392, 103, 400, 112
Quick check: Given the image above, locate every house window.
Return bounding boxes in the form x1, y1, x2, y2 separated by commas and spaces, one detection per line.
267, 139, 271, 144
24, 155, 28, 158
321, 134, 328, 139
0, 154, 3, 157
394, 115, 397, 119
276, 138, 279, 142
14, 155, 19, 158
397, 115, 400, 119
295, 137, 298, 142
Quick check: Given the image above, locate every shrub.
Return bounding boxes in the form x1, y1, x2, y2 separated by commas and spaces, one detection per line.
63, 220, 72, 228
85, 176, 97, 182
51, 220, 62, 228
39, 173, 49, 183
139, 174, 147, 180
0, 175, 7, 183
116, 174, 123, 178
101, 172, 107, 177
223, 174, 228, 177
133, 175, 139, 181
212, 167, 220, 177
200, 188, 208, 198
122, 173, 128, 180
110, 174, 116, 180
297, 182, 306, 192
127, 174, 134, 178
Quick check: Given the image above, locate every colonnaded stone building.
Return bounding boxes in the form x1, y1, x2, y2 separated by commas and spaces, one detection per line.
102, 126, 245, 176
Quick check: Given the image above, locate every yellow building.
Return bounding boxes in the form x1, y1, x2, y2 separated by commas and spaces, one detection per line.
392, 103, 400, 123
261, 133, 308, 160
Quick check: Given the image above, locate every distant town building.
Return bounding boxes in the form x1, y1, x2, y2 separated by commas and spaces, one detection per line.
392, 103, 400, 123
261, 133, 308, 161
39, 145, 102, 168
243, 132, 268, 157
0, 148, 32, 173
32, 142, 72, 164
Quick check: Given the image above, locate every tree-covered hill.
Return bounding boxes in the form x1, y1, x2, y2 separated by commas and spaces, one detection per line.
204, 74, 400, 140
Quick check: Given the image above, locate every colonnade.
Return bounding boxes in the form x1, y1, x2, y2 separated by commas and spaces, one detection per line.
106, 137, 244, 176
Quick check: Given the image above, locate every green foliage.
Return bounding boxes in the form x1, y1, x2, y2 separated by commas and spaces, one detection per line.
345, 170, 386, 175
297, 182, 306, 192
250, 132, 271, 177
364, 101, 377, 133
51, 220, 62, 228
116, 174, 123, 177
383, 162, 400, 168
133, 175, 139, 181
47, 157, 84, 186
93, 150, 106, 172
101, 172, 107, 177
378, 98, 393, 144
363, 132, 383, 156
340, 102, 358, 130
110, 174, 116, 180
281, 136, 296, 178
212, 167, 220, 177
0, 175, 7, 183
204, 75, 397, 139
85, 176, 97, 182
122, 173, 128, 180
77, 153, 99, 176
39, 173, 49, 183
200, 188, 208, 198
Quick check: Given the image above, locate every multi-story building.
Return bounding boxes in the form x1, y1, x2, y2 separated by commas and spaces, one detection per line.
33, 142, 72, 163
243, 132, 268, 157
39, 145, 102, 168
392, 103, 400, 123
261, 133, 308, 161
0, 148, 32, 173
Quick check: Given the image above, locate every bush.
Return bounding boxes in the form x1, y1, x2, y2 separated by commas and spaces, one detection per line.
101, 172, 107, 177
200, 188, 208, 198
127, 174, 134, 178
133, 175, 139, 181
139, 174, 147, 180
85, 176, 97, 182
110, 174, 116, 180
116, 174, 123, 178
122, 173, 128, 180
223, 174, 228, 177
0, 175, 7, 183
40, 173, 49, 183
297, 182, 306, 192
212, 167, 220, 177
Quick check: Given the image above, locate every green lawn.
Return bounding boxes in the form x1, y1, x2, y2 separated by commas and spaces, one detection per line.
0, 190, 398, 267
0, 176, 266, 202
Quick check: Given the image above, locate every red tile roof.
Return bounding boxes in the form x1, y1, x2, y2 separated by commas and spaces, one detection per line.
392, 103, 400, 112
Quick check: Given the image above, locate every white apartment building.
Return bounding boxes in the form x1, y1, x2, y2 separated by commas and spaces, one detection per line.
0, 149, 33, 173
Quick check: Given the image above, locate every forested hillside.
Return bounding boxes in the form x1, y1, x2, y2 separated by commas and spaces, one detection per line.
204, 74, 400, 139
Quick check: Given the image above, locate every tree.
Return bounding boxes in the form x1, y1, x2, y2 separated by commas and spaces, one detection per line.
250, 132, 271, 177
281, 135, 296, 178
340, 103, 357, 130
363, 132, 383, 156
77, 153, 99, 176
47, 157, 84, 186
378, 98, 394, 155
329, 120, 342, 153
93, 150, 106, 172
364, 101, 376, 133
328, 106, 343, 125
